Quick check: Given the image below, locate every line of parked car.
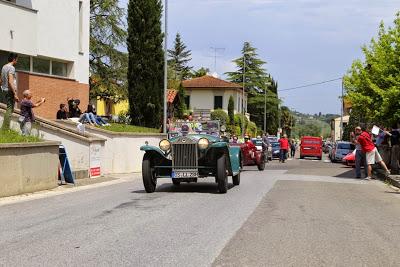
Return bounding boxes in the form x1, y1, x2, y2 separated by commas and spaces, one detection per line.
324, 141, 356, 165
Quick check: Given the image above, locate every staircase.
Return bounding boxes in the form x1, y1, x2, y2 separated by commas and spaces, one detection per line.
192, 109, 212, 121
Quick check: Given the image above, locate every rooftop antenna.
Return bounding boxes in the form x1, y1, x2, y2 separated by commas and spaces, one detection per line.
209, 47, 225, 74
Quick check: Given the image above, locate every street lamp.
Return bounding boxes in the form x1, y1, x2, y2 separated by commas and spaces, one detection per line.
163, 0, 168, 134
339, 76, 344, 140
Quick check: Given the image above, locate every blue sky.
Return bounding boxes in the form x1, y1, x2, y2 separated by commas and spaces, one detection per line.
120, 0, 399, 114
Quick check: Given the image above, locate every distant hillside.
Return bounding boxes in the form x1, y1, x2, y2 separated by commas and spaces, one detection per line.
291, 111, 338, 139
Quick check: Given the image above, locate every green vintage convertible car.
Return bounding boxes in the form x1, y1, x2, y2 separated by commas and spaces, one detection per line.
140, 121, 242, 194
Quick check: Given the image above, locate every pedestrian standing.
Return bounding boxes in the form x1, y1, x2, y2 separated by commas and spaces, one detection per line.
355, 126, 390, 180
279, 134, 289, 163
20, 90, 45, 136
290, 139, 296, 158
262, 133, 270, 162
0, 53, 19, 130
351, 130, 368, 178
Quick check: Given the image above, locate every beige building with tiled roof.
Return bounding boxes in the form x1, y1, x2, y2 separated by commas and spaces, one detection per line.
182, 75, 248, 117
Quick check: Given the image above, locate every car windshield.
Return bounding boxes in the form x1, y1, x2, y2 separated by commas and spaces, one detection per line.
337, 143, 354, 150
252, 140, 262, 146
272, 142, 280, 148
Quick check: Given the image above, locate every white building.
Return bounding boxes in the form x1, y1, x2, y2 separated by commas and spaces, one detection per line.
331, 115, 349, 141
0, 0, 90, 118
182, 75, 248, 118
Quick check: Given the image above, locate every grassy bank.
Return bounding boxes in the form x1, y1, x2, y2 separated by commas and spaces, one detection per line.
101, 123, 160, 133
0, 129, 42, 143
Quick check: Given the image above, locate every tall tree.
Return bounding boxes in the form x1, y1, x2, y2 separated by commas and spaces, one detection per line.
345, 12, 400, 126
127, 0, 164, 128
90, 0, 128, 101
280, 106, 295, 137
226, 41, 279, 133
191, 67, 210, 78
228, 96, 235, 125
226, 42, 269, 96
168, 33, 192, 80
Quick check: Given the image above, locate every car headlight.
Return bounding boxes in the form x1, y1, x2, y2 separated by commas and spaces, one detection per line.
159, 139, 171, 152
198, 138, 210, 150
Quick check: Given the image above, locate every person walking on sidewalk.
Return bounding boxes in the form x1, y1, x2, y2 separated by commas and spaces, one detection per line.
20, 90, 45, 136
290, 139, 296, 158
279, 134, 289, 163
0, 53, 19, 130
351, 130, 368, 178
355, 126, 390, 180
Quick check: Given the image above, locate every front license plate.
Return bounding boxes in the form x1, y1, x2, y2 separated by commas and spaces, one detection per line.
172, 170, 198, 178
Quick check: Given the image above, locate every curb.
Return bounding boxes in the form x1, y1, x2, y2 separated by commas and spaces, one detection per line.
386, 175, 400, 189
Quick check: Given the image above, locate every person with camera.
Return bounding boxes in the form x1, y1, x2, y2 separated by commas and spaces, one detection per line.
67, 97, 82, 118
19, 90, 45, 136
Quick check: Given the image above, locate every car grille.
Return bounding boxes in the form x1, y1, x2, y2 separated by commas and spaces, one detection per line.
172, 143, 198, 169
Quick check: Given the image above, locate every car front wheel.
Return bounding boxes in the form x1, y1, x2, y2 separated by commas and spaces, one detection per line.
217, 155, 228, 193
142, 156, 157, 193
232, 171, 240, 186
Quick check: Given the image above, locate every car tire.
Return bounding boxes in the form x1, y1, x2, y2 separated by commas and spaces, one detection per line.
300, 155, 304, 159
257, 155, 266, 171
172, 178, 180, 186
142, 156, 157, 193
232, 171, 240, 186
217, 155, 228, 194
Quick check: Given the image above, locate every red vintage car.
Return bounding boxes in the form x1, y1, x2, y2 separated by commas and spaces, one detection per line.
342, 150, 356, 167
231, 140, 266, 171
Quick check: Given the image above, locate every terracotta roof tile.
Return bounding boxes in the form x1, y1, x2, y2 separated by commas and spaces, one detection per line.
167, 89, 178, 103
182, 75, 242, 89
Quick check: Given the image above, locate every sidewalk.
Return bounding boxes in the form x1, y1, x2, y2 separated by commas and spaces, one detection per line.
0, 173, 141, 206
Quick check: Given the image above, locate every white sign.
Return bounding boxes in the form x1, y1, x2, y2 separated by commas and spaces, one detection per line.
90, 143, 101, 177
371, 125, 380, 136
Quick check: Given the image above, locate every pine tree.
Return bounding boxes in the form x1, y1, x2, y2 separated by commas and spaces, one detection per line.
127, 0, 164, 128
90, 0, 128, 101
174, 83, 187, 119
226, 42, 269, 96
191, 67, 210, 78
168, 33, 193, 80
228, 96, 235, 125
226, 42, 279, 133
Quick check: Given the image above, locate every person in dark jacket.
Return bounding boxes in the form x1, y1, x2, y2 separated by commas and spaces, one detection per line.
56, 104, 68, 120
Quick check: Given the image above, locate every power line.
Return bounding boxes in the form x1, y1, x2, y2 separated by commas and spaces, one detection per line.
279, 77, 342, 92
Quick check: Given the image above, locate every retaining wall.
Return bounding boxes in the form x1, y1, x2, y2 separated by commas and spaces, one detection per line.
0, 141, 60, 197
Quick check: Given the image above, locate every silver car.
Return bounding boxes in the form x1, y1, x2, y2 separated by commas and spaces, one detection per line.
330, 141, 355, 163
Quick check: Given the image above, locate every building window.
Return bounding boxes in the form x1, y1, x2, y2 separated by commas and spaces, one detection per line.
79, 1, 83, 53
214, 96, 223, 110
16, 55, 30, 72
184, 95, 190, 108
52, 61, 68, 77
33, 58, 50, 74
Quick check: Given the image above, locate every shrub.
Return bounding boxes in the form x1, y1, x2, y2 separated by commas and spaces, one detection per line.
211, 109, 229, 126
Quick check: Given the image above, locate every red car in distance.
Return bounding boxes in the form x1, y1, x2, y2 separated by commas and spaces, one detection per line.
300, 136, 323, 160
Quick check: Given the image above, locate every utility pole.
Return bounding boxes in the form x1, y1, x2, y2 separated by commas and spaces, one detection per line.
210, 47, 225, 74
163, 0, 168, 133
339, 77, 344, 140
242, 54, 246, 138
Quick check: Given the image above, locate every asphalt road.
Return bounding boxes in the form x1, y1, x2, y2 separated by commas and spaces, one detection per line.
1, 155, 400, 266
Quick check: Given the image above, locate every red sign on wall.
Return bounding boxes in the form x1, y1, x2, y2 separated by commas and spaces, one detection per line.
90, 167, 101, 177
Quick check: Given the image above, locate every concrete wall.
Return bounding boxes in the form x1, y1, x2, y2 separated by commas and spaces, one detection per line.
55, 121, 166, 174
74, 127, 165, 174
0, 0, 38, 56
0, 105, 105, 177
0, 141, 60, 197
186, 88, 247, 114
0, 0, 90, 83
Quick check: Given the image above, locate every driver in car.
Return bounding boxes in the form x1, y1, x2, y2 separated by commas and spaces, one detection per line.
244, 135, 256, 158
